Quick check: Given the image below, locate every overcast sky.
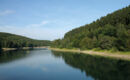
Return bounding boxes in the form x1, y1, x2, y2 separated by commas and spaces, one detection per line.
0, 0, 130, 40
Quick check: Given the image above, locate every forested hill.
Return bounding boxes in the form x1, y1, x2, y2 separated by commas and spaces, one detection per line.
0, 32, 51, 49
52, 5, 130, 51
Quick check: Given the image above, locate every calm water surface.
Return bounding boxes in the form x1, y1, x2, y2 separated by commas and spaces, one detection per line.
0, 49, 130, 80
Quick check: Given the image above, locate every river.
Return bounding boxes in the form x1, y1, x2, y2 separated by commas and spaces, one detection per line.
0, 49, 130, 80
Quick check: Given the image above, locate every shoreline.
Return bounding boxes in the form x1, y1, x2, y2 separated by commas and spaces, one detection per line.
1, 46, 49, 51
49, 48, 130, 61
1, 47, 130, 61
1, 47, 33, 51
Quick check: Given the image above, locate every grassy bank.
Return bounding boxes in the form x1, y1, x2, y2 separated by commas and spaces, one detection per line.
49, 48, 130, 61
1, 47, 33, 51
1, 46, 48, 51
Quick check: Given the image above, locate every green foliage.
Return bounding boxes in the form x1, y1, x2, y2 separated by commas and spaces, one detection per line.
0, 32, 51, 48
51, 5, 130, 51
92, 48, 102, 51
98, 35, 117, 49
109, 47, 118, 52
79, 37, 98, 49
51, 39, 62, 48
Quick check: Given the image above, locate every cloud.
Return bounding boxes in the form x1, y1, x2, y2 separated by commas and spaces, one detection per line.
0, 20, 67, 40
0, 10, 15, 16
41, 21, 48, 25
28, 21, 48, 27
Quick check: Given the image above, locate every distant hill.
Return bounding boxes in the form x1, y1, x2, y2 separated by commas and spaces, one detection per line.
52, 5, 130, 51
0, 32, 51, 49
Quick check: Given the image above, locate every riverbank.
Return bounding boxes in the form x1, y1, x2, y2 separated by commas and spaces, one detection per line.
1, 46, 49, 51
1, 47, 33, 51
49, 48, 130, 61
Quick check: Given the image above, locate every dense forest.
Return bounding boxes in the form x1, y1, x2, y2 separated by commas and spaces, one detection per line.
0, 32, 51, 49
51, 6, 130, 51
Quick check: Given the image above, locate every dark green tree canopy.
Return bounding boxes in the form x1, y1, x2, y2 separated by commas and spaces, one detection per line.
0, 32, 51, 48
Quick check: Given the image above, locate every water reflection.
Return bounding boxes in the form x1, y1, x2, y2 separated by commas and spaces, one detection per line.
0, 50, 90, 80
0, 50, 130, 80
52, 51, 130, 80
0, 50, 30, 63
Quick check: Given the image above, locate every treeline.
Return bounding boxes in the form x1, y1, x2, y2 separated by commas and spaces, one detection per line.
0, 32, 51, 49
51, 5, 130, 51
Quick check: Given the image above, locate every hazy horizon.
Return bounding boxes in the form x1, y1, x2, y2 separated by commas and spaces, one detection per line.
0, 0, 130, 40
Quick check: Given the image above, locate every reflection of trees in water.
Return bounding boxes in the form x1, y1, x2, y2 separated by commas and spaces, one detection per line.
0, 50, 30, 63
52, 51, 130, 80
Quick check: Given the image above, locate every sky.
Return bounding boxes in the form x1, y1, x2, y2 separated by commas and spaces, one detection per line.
0, 0, 130, 40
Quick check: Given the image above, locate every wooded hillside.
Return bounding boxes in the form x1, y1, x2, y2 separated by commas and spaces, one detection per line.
52, 6, 130, 51
0, 32, 51, 49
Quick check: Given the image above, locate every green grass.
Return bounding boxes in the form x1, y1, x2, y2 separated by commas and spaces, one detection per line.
91, 48, 130, 55
51, 47, 130, 55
